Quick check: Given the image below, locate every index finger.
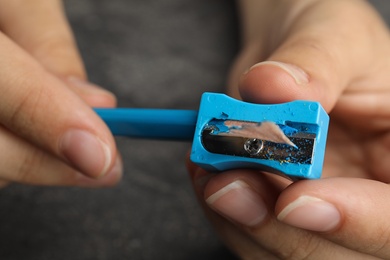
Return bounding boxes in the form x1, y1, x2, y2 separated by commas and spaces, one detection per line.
0, 0, 85, 79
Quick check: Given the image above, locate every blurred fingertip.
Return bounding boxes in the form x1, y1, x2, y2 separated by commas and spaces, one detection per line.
76, 155, 123, 187
205, 179, 268, 227
66, 76, 117, 107
60, 129, 115, 179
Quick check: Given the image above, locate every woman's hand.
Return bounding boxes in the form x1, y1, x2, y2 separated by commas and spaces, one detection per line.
0, 0, 122, 187
188, 0, 390, 258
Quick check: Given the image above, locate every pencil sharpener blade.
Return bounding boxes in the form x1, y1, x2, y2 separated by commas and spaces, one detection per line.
190, 93, 329, 180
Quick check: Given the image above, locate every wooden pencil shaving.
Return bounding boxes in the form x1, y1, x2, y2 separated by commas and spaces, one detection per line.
219, 120, 297, 147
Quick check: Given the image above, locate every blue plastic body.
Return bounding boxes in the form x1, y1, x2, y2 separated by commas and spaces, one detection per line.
95, 108, 198, 140
190, 92, 329, 179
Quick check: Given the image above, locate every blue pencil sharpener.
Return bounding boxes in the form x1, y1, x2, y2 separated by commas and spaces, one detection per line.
190, 93, 329, 180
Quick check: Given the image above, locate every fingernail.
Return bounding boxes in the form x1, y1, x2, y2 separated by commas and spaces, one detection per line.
250, 61, 309, 85
67, 76, 113, 95
60, 129, 112, 178
106, 156, 123, 179
206, 180, 267, 227
76, 156, 123, 187
277, 195, 341, 232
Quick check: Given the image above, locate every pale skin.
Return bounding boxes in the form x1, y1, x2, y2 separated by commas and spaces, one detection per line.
187, 0, 390, 259
0, 0, 122, 187
2, 0, 390, 258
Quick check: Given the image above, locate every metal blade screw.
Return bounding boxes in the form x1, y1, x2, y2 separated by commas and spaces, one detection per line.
244, 138, 264, 155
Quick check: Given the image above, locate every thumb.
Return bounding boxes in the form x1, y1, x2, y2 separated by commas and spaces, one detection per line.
238, 0, 390, 112
276, 178, 390, 258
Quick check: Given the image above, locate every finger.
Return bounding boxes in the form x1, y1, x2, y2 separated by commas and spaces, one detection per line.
226, 46, 263, 99
201, 171, 376, 259
0, 125, 122, 187
0, 0, 116, 108
0, 32, 117, 179
65, 77, 117, 108
239, 0, 390, 112
188, 166, 280, 259
0, 0, 84, 78
276, 178, 390, 258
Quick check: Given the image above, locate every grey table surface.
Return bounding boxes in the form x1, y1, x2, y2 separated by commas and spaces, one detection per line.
0, 1, 388, 260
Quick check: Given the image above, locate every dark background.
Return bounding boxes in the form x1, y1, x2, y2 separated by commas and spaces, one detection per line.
0, 1, 388, 259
